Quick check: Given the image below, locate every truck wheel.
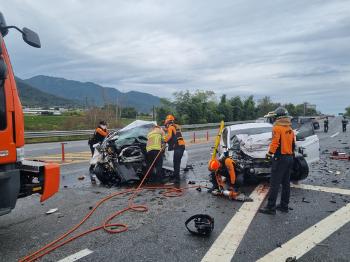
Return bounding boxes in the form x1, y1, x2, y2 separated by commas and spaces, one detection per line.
291, 156, 309, 181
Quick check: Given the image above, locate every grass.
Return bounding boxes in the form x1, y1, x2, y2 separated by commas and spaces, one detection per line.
24, 115, 156, 143
24, 115, 86, 131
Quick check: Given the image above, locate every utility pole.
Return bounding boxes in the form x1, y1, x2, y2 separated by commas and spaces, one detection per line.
152, 106, 155, 121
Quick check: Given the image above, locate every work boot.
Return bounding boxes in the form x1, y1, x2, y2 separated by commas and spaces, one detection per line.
259, 206, 276, 215
276, 204, 289, 213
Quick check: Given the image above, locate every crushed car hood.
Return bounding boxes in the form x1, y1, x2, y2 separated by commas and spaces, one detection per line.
236, 132, 272, 159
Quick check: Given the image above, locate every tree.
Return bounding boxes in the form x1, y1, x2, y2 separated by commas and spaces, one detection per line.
218, 94, 233, 121
156, 98, 175, 124
242, 96, 256, 120
256, 96, 279, 117
121, 107, 137, 118
345, 106, 350, 117
229, 96, 243, 121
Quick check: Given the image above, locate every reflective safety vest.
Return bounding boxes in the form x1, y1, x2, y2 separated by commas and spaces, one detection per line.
165, 124, 185, 151
146, 129, 163, 152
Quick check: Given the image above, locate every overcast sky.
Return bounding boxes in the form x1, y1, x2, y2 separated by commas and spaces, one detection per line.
2, 0, 350, 113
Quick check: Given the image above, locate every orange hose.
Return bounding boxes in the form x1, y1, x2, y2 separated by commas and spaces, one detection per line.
19, 147, 207, 262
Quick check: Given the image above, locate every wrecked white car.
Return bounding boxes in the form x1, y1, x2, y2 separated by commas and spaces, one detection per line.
90, 120, 188, 186
218, 122, 319, 183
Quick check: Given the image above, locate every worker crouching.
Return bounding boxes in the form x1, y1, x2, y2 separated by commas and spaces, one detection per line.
146, 126, 165, 183
208, 154, 252, 202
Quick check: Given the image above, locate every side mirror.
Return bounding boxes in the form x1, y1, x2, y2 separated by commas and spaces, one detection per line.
22, 27, 41, 48
0, 12, 9, 37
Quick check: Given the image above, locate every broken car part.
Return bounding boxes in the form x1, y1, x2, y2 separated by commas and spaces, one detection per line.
185, 214, 214, 237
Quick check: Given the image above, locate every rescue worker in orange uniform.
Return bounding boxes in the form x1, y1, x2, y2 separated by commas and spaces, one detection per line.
208, 154, 252, 201
163, 115, 186, 185
260, 107, 295, 215
208, 154, 237, 195
88, 120, 108, 156
88, 120, 108, 184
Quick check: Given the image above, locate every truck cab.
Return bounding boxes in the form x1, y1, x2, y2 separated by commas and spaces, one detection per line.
0, 12, 59, 216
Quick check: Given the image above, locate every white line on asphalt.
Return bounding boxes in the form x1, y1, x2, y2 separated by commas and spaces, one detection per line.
57, 249, 93, 262
201, 184, 269, 262
257, 203, 350, 261
330, 132, 339, 138
292, 183, 350, 196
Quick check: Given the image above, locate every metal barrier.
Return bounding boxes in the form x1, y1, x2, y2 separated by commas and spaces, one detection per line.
24, 120, 253, 139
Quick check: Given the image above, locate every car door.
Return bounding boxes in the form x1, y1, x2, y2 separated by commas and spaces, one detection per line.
162, 148, 188, 171
296, 134, 320, 164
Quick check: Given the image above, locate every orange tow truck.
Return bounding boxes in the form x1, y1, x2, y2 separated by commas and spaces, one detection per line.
0, 12, 60, 216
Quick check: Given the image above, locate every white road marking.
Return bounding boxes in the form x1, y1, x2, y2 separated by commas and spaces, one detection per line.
57, 249, 93, 262
330, 132, 339, 138
201, 184, 269, 262
292, 183, 350, 196
257, 203, 350, 261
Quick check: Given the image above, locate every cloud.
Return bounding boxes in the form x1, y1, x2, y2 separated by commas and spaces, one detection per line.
1, 0, 350, 113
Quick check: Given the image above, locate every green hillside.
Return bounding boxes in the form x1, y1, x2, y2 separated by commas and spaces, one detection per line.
16, 77, 80, 107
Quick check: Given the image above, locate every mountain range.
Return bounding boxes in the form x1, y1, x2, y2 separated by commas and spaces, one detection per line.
16, 75, 160, 112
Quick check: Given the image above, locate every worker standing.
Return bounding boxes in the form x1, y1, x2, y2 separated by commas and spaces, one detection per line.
260, 107, 295, 215
324, 117, 329, 133
342, 116, 348, 132
163, 115, 186, 185
146, 125, 165, 183
88, 120, 108, 156
88, 120, 108, 184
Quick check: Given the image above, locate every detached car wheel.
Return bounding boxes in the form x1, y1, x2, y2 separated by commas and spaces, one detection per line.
290, 155, 309, 181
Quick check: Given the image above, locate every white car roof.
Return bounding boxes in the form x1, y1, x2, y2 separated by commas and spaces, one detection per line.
227, 122, 273, 131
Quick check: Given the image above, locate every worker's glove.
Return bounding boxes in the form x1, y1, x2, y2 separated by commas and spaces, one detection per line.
265, 152, 273, 160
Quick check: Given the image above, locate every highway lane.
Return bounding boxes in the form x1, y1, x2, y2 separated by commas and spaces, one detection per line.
1, 116, 349, 261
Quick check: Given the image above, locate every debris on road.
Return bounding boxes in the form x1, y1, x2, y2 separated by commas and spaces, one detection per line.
185, 214, 214, 237
330, 150, 350, 160
302, 197, 310, 203
78, 175, 85, 180
46, 208, 58, 215
286, 257, 297, 262
316, 243, 329, 247
56, 213, 65, 218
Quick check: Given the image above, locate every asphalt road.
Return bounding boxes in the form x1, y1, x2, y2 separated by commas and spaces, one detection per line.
1, 117, 349, 262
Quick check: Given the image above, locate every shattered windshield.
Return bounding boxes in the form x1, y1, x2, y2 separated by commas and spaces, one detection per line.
114, 122, 155, 149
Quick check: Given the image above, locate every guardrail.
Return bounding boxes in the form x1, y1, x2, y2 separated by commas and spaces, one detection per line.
24, 120, 253, 139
